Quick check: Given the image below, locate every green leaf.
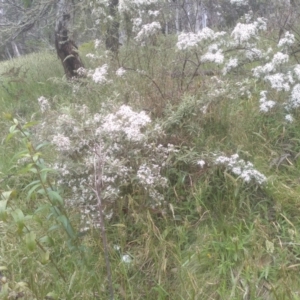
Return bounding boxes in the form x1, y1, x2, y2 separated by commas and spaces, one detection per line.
40, 250, 50, 265
26, 182, 42, 200
57, 215, 76, 239
5, 132, 17, 142
39, 235, 54, 247
0, 200, 9, 221
34, 204, 51, 215
48, 225, 60, 232
23, 121, 38, 129
25, 232, 36, 251
1, 190, 17, 201
48, 190, 64, 206
11, 209, 25, 234
9, 124, 17, 133
36, 141, 50, 150
32, 153, 41, 162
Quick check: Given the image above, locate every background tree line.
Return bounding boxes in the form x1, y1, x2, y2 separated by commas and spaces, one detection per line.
0, 0, 299, 67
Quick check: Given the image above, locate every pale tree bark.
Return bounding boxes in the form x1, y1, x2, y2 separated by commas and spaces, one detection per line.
11, 41, 21, 57
55, 0, 84, 78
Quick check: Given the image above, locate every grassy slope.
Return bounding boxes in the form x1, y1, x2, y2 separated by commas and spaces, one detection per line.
1, 41, 300, 300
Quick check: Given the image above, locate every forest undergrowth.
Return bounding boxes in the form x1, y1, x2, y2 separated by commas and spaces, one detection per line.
1, 18, 300, 300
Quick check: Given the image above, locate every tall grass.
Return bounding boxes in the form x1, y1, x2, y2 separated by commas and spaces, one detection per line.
1, 36, 300, 300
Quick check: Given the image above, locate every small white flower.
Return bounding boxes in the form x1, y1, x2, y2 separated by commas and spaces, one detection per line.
121, 254, 132, 264
52, 134, 71, 152
94, 39, 101, 49
90, 64, 109, 84
38, 96, 50, 113
285, 114, 293, 123
134, 22, 161, 43
278, 31, 295, 48
197, 160, 206, 168
215, 154, 266, 185
116, 67, 126, 77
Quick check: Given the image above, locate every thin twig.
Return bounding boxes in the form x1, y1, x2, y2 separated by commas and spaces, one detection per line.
93, 145, 114, 300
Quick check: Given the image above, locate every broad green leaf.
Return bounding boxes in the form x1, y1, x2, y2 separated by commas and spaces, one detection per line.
36, 141, 50, 150
1, 190, 17, 201
5, 132, 17, 142
32, 153, 41, 162
23, 121, 38, 129
26, 142, 34, 153
26, 183, 42, 200
28, 167, 38, 174
48, 190, 64, 206
49, 206, 62, 217
11, 208, 24, 221
25, 232, 36, 251
48, 225, 60, 232
39, 235, 54, 246
34, 204, 51, 215
40, 250, 50, 265
25, 180, 40, 189
57, 215, 76, 239
11, 209, 32, 234
0, 200, 8, 221
9, 124, 17, 133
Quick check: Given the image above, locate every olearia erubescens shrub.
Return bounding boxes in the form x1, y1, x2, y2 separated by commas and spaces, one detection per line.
34, 98, 179, 230
32, 92, 268, 233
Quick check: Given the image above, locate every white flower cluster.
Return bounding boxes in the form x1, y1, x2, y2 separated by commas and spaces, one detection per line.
176, 28, 226, 50
90, 64, 109, 84
223, 57, 238, 74
215, 154, 267, 185
134, 21, 161, 44
245, 48, 263, 61
259, 91, 276, 113
264, 73, 290, 92
99, 105, 151, 141
231, 18, 266, 45
201, 44, 224, 64
116, 67, 126, 77
52, 134, 71, 152
288, 84, 300, 109
253, 52, 289, 78
37, 103, 177, 230
137, 164, 168, 188
37, 96, 50, 113
278, 31, 295, 48
294, 65, 300, 80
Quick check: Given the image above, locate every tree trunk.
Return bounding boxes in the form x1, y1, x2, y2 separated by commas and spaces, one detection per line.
11, 41, 21, 57
55, 0, 84, 78
105, 0, 119, 53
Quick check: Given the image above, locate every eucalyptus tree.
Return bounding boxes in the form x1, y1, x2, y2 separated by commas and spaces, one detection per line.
55, 0, 84, 78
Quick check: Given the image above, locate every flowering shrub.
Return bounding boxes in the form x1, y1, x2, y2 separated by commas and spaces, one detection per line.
215, 154, 267, 185
36, 99, 177, 230
175, 14, 300, 123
